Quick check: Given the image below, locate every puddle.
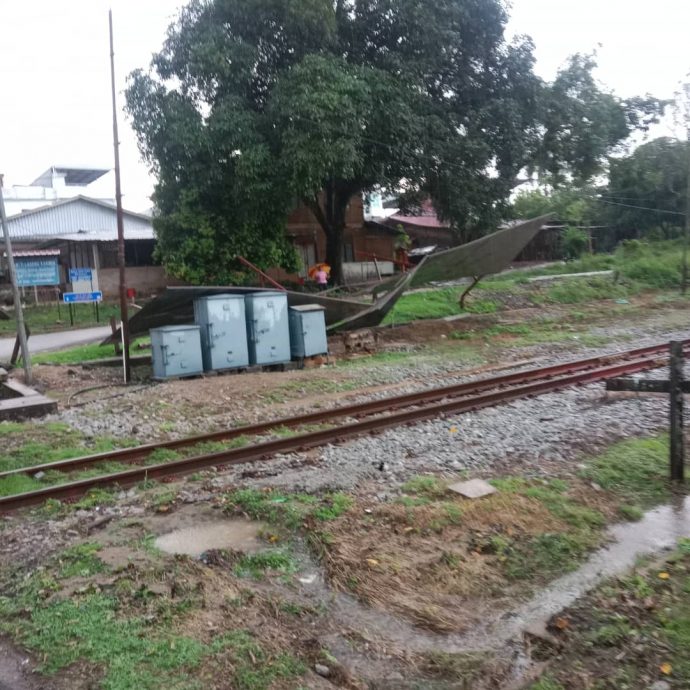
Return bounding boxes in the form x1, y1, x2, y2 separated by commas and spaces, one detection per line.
154, 519, 265, 557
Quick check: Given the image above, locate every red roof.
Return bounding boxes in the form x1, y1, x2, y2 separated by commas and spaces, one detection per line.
387, 200, 451, 230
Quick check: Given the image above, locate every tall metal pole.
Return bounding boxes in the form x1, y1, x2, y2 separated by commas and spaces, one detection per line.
0, 181, 32, 384
109, 9, 131, 383
680, 127, 690, 294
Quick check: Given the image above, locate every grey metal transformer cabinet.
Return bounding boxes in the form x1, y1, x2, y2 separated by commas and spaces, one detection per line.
244, 292, 291, 365
288, 305, 328, 359
194, 294, 249, 371
150, 325, 204, 379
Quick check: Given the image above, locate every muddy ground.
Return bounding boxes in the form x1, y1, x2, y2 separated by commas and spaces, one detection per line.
0, 292, 689, 689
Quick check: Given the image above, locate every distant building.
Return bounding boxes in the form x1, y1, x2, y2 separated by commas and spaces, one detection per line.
1, 165, 114, 217
0, 167, 178, 300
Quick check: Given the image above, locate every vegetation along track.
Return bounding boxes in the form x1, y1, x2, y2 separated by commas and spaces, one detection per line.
0, 339, 686, 511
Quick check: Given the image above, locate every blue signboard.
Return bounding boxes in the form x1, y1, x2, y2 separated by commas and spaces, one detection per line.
63, 291, 103, 304
15, 258, 60, 287
69, 268, 93, 282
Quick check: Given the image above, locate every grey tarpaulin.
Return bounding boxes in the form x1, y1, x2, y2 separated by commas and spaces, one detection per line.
330, 214, 553, 331
114, 215, 551, 340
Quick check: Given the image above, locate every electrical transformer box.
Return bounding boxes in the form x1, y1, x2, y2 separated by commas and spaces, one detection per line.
288, 305, 328, 358
150, 325, 204, 379
194, 294, 249, 371
244, 292, 291, 365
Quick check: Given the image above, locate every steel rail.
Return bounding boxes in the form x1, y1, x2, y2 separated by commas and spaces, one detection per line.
0, 352, 673, 512
1, 339, 685, 482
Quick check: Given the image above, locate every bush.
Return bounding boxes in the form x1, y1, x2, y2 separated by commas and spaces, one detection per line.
561, 227, 589, 261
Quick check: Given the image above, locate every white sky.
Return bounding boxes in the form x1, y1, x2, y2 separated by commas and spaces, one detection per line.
1, 0, 688, 212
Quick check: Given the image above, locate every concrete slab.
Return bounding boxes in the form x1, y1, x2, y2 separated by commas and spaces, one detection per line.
447, 478, 497, 499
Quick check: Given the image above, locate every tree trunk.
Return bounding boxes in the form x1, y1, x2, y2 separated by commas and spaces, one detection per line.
303, 181, 354, 286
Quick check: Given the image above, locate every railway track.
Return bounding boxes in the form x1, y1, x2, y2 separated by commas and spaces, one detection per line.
0, 339, 685, 512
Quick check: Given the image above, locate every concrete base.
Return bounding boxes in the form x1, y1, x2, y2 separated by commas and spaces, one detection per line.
0, 379, 57, 421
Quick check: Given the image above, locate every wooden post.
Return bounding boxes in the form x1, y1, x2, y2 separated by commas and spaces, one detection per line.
670, 340, 685, 482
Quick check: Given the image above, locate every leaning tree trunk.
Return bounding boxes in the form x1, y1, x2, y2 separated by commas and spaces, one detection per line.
325, 222, 345, 286
303, 182, 352, 286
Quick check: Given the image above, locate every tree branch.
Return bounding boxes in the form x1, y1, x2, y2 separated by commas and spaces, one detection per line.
459, 275, 485, 309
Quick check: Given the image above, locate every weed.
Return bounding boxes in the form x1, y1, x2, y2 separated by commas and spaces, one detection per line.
146, 449, 181, 464
74, 488, 117, 509
401, 475, 446, 498
234, 550, 297, 580
152, 491, 177, 508
211, 630, 305, 690
506, 533, 589, 580
618, 504, 644, 521
57, 542, 106, 579
311, 493, 353, 521
529, 678, 566, 690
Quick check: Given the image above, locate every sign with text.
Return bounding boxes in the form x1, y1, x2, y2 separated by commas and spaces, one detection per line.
62, 291, 103, 304
15, 258, 60, 287
69, 268, 93, 282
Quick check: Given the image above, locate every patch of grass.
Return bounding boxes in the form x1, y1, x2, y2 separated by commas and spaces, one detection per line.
233, 550, 298, 580
505, 532, 592, 580
145, 448, 182, 464
33, 337, 150, 365
529, 538, 690, 689
420, 650, 488, 681
529, 678, 566, 690
401, 475, 447, 498
488, 477, 605, 580
582, 435, 670, 507
310, 493, 353, 521
74, 488, 117, 509
211, 630, 305, 690
57, 542, 106, 579
224, 488, 353, 530
618, 504, 644, 521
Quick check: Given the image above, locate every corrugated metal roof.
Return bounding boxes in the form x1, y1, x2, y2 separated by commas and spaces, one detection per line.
3, 249, 61, 257
3, 196, 153, 240
40, 228, 154, 243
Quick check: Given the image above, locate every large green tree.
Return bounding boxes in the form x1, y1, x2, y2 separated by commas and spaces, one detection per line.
126, 0, 665, 284
603, 137, 688, 238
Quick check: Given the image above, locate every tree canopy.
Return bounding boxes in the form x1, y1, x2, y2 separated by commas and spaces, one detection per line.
126, 0, 666, 284
604, 137, 688, 237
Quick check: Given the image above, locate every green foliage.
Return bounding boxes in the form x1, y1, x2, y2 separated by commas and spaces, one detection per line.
58, 542, 106, 579
224, 488, 352, 530
562, 226, 589, 261
10, 593, 209, 688
126, 1, 661, 282
605, 137, 687, 237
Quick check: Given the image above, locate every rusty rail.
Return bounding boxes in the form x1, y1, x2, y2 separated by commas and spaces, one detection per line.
0, 341, 683, 512
1, 339, 685, 481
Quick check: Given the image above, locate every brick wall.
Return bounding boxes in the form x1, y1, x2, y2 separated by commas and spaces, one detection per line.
98, 266, 185, 299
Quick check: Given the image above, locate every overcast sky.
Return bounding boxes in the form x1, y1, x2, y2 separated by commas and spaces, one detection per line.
1, 0, 688, 212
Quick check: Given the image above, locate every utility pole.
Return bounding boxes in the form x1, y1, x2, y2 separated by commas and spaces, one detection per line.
109, 9, 131, 383
0, 179, 32, 384
680, 126, 690, 294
